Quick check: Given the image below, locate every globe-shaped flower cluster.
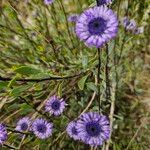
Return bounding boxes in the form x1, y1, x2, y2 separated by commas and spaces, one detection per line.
75, 6, 118, 48
66, 112, 110, 146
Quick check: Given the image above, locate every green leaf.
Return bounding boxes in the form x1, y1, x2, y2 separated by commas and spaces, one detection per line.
78, 99, 84, 107
10, 84, 33, 97
0, 81, 8, 90
7, 76, 17, 88
86, 82, 98, 93
108, 40, 115, 53
82, 55, 88, 69
58, 81, 64, 97
78, 75, 88, 90
20, 103, 33, 115
14, 66, 41, 75
89, 59, 98, 68
113, 143, 121, 150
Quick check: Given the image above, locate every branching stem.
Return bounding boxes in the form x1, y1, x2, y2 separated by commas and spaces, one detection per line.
0, 72, 83, 83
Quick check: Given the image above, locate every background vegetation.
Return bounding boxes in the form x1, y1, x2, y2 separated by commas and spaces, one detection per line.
0, 0, 149, 149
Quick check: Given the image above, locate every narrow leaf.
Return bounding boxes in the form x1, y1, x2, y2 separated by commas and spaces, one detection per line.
78, 75, 88, 90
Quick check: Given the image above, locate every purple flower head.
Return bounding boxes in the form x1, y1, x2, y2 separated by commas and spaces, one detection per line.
76, 112, 110, 146
75, 6, 118, 48
45, 95, 66, 116
0, 123, 7, 145
66, 121, 80, 140
15, 117, 31, 132
126, 19, 136, 30
134, 26, 144, 34
68, 14, 79, 23
32, 118, 53, 139
122, 17, 136, 30
97, 0, 112, 6
44, 0, 54, 5
122, 17, 130, 27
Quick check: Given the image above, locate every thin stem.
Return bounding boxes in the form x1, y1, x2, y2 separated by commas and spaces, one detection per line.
58, 0, 74, 48
0, 24, 24, 36
79, 75, 97, 117
105, 44, 111, 101
97, 48, 101, 113
8, 2, 37, 51
96, 0, 101, 115
44, 7, 57, 54
105, 0, 122, 149
125, 117, 148, 150
117, 0, 130, 64
3, 144, 17, 150
105, 83, 116, 150
117, 33, 126, 63
44, 6, 67, 66
0, 72, 83, 82
7, 128, 31, 135
19, 96, 50, 121
113, 0, 122, 104
47, 5, 71, 50
96, 0, 100, 6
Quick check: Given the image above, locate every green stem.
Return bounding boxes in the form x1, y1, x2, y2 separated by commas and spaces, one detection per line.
3, 144, 17, 150
105, 44, 111, 101
19, 96, 50, 121
58, 0, 74, 48
0, 72, 83, 82
97, 48, 101, 113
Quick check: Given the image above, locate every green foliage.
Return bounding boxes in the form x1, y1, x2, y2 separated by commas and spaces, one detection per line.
78, 75, 89, 90
14, 66, 42, 76
0, 0, 149, 150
